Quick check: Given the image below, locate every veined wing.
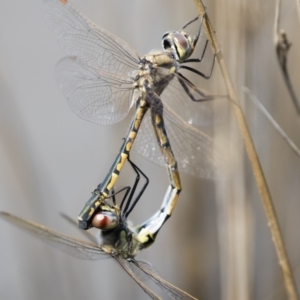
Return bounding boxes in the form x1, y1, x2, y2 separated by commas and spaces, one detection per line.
0, 212, 108, 260
135, 73, 226, 179
60, 212, 98, 243
1, 212, 196, 299
115, 257, 162, 300
163, 72, 228, 128
43, 0, 140, 75
130, 259, 198, 300
60, 214, 191, 300
135, 106, 222, 179
56, 57, 135, 124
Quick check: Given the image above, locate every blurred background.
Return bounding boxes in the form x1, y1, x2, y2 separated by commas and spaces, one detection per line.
0, 0, 299, 299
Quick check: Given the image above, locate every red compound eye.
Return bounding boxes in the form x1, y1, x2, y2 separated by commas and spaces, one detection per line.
91, 211, 119, 230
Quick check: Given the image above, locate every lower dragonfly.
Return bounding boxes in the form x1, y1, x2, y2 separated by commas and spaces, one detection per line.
0, 158, 197, 300
43, 0, 224, 238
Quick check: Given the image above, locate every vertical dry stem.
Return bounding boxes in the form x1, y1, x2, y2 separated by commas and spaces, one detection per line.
274, 0, 300, 115
193, 1, 299, 299
296, 0, 300, 28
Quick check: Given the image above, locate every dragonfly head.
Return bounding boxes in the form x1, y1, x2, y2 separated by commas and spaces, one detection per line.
162, 30, 195, 62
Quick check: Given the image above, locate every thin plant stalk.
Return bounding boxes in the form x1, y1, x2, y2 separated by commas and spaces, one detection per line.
296, 0, 300, 29
274, 0, 300, 115
243, 86, 300, 159
193, 1, 299, 299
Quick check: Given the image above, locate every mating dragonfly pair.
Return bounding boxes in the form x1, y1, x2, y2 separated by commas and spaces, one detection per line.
1, 0, 224, 299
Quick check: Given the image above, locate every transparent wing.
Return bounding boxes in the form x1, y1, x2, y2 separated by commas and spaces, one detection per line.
163, 72, 228, 127
0, 212, 108, 260
60, 214, 185, 300
56, 57, 135, 124
135, 105, 223, 179
60, 212, 98, 243
134, 71, 228, 178
43, 0, 140, 75
1, 212, 197, 299
131, 259, 198, 300
115, 257, 162, 300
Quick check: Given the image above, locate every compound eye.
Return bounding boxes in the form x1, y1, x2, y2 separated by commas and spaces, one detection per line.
173, 32, 189, 52
173, 32, 194, 61
92, 211, 119, 230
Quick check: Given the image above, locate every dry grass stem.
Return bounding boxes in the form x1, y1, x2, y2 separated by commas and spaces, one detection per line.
243, 86, 300, 159
274, 0, 300, 115
296, 0, 300, 28
193, 0, 299, 299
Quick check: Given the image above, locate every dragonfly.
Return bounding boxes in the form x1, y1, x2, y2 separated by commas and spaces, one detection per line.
0, 158, 198, 300
43, 0, 225, 239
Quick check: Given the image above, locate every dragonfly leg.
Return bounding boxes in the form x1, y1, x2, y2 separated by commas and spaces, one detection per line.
78, 99, 149, 229
120, 156, 140, 213
177, 71, 222, 102
182, 11, 207, 52
112, 186, 131, 207
182, 15, 199, 31
183, 40, 209, 64
123, 156, 149, 218
180, 52, 215, 80
181, 13, 216, 81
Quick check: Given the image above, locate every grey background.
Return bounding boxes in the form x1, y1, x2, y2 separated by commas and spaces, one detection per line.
0, 0, 299, 299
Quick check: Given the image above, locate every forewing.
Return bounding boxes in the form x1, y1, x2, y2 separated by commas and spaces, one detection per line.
163, 72, 228, 127
132, 260, 198, 300
43, 0, 140, 75
115, 257, 162, 300
135, 106, 223, 179
0, 212, 108, 260
56, 57, 134, 124
60, 212, 98, 243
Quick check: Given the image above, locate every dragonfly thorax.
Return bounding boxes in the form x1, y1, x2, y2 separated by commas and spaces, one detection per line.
136, 52, 179, 96
100, 221, 142, 258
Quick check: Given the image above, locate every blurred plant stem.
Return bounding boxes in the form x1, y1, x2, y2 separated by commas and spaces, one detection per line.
274, 0, 300, 115
193, 0, 299, 299
243, 86, 300, 159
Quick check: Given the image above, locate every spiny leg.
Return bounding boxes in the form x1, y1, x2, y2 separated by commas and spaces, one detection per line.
120, 156, 141, 213
182, 12, 207, 60
183, 40, 209, 64
177, 71, 218, 102
180, 51, 216, 80
78, 98, 149, 229
177, 11, 216, 90
94, 156, 149, 217
111, 186, 131, 206
123, 157, 149, 218
181, 11, 208, 60
177, 28, 217, 102
182, 15, 199, 30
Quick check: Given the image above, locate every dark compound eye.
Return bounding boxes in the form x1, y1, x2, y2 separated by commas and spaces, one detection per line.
163, 39, 172, 50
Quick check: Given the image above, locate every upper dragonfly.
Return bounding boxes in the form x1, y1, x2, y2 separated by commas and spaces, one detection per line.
44, 0, 224, 233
